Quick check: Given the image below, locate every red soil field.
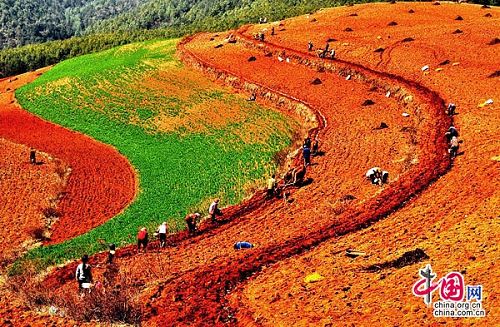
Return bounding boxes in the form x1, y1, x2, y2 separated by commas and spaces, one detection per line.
0, 139, 68, 263
0, 70, 137, 244
235, 2, 499, 326
3, 3, 498, 327
41, 7, 452, 326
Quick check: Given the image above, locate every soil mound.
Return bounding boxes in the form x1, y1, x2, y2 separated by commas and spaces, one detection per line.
365, 248, 429, 272
311, 77, 322, 85
361, 99, 375, 106
388, 21, 398, 26
488, 37, 500, 45
402, 37, 415, 42
488, 70, 500, 78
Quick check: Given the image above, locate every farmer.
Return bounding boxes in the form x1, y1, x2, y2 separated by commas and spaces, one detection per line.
209, 198, 222, 223
308, 41, 314, 52
303, 144, 311, 167
366, 167, 383, 185
447, 103, 456, 116
312, 139, 319, 156
445, 125, 459, 142
185, 213, 200, 234
292, 165, 306, 186
107, 243, 116, 264
157, 222, 168, 248
266, 174, 277, 199
137, 227, 148, 253
449, 136, 460, 159
304, 137, 312, 148
330, 49, 336, 59
271, 26, 275, 36
29, 148, 36, 165
75, 254, 92, 293
381, 170, 389, 184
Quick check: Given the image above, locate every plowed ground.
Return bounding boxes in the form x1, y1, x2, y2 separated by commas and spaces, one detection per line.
0, 138, 68, 264
0, 71, 137, 245
4, 2, 498, 327
42, 8, 451, 326
236, 2, 499, 326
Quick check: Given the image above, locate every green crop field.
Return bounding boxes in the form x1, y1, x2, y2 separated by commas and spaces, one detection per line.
14, 38, 299, 271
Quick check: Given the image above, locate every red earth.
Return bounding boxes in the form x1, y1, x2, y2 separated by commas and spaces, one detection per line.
0, 138, 68, 264
2, 2, 498, 326
43, 6, 451, 326
0, 70, 137, 244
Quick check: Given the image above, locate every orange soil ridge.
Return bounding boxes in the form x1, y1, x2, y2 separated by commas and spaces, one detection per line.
0, 70, 137, 244
43, 5, 453, 326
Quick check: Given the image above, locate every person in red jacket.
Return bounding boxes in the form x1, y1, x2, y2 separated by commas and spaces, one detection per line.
137, 227, 148, 253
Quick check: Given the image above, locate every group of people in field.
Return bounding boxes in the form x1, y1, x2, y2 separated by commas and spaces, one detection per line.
72, 93, 462, 293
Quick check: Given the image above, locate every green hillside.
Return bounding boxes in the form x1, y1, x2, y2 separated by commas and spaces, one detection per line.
13, 38, 298, 272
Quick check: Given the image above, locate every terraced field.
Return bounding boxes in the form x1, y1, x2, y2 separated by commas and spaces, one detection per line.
0, 2, 498, 327
14, 38, 299, 269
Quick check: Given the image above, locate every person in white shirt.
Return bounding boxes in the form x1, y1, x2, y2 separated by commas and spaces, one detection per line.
209, 198, 222, 223
75, 254, 92, 293
157, 222, 168, 248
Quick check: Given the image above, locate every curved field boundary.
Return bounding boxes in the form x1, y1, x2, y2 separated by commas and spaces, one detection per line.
0, 73, 137, 245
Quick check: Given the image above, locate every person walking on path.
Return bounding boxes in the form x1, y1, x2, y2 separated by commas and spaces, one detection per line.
157, 222, 168, 248
107, 243, 116, 264
185, 213, 200, 234
137, 227, 148, 253
449, 136, 460, 159
312, 139, 319, 156
303, 144, 311, 167
75, 254, 92, 293
266, 174, 277, 199
445, 125, 459, 142
447, 103, 456, 116
366, 167, 383, 185
209, 198, 222, 223
304, 137, 312, 148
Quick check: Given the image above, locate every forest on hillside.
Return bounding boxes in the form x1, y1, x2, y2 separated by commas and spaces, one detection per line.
0, 0, 145, 49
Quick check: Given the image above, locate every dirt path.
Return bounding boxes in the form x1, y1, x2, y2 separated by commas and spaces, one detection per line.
0, 70, 137, 244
